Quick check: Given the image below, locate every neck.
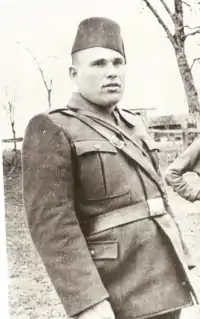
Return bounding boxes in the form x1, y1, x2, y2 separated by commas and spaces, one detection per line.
79, 94, 117, 114
68, 92, 118, 123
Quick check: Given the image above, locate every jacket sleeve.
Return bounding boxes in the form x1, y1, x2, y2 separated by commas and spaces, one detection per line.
165, 138, 200, 202
22, 114, 109, 317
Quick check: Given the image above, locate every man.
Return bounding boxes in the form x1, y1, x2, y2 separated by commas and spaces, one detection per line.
22, 17, 198, 319
165, 137, 200, 202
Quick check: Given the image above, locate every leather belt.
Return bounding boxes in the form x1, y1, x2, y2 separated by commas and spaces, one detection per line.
85, 197, 167, 237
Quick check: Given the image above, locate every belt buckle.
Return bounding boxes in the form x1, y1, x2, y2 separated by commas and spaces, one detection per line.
110, 135, 125, 149
147, 197, 165, 217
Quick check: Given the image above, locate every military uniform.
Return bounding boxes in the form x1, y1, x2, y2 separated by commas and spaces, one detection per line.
22, 92, 198, 319
165, 137, 200, 202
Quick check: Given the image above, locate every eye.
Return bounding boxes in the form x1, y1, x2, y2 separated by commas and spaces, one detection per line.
91, 59, 107, 67
113, 58, 124, 66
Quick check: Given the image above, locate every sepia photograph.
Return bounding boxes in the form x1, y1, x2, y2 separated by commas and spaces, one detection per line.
1, 1, 200, 318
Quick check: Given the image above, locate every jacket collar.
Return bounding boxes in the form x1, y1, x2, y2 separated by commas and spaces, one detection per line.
67, 92, 116, 122
67, 92, 135, 127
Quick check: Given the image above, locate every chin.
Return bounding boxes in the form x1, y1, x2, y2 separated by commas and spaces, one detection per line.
104, 93, 123, 106
88, 92, 123, 107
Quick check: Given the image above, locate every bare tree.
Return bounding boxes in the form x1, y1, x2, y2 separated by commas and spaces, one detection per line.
143, 0, 200, 124
1, 89, 23, 173
16, 41, 54, 109
2, 91, 17, 151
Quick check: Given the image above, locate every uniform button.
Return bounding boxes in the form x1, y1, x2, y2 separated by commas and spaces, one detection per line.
90, 249, 95, 256
94, 144, 101, 150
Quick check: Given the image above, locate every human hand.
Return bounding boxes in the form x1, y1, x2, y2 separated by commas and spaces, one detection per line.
73, 299, 115, 319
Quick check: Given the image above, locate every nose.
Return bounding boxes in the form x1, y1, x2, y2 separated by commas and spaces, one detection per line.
106, 62, 117, 78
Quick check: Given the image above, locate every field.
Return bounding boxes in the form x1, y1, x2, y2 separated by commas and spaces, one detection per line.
4, 168, 200, 319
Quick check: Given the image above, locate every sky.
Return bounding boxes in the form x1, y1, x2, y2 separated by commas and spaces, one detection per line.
0, 0, 200, 139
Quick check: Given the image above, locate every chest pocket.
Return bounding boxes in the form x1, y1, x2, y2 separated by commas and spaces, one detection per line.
73, 139, 130, 201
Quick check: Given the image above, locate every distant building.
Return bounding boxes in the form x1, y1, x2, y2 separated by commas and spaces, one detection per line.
130, 107, 156, 123
148, 114, 197, 143
148, 114, 197, 130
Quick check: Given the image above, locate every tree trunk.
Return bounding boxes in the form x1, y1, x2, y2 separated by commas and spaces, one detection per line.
48, 89, 52, 109
143, 0, 200, 127
174, 46, 200, 126
11, 121, 17, 151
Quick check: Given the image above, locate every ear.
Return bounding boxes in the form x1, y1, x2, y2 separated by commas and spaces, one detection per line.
69, 66, 78, 80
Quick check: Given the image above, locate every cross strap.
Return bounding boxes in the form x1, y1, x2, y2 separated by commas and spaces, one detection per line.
50, 108, 164, 194
67, 108, 151, 156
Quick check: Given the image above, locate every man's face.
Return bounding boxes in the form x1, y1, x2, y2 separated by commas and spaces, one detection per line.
70, 47, 126, 107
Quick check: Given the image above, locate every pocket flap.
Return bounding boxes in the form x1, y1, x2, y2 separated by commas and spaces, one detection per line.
74, 140, 117, 156
88, 241, 118, 260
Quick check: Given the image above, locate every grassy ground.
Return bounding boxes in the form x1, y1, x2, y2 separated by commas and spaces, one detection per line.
4, 170, 200, 319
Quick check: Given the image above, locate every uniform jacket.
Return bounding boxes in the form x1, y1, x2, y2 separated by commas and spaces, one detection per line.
22, 93, 197, 319
165, 138, 200, 202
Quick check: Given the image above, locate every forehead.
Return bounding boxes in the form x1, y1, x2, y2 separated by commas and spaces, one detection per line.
75, 47, 124, 65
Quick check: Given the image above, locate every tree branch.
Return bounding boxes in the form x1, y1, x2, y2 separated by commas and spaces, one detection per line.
36, 63, 49, 92
16, 41, 54, 109
174, 0, 184, 29
191, 57, 200, 70
49, 78, 53, 90
3, 90, 17, 150
175, 0, 183, 17
184, 25, 200, 30
185, 30, 200, 38
27, 49, 49, 91
143, 0, 175, 45
160, 0, 175, 23
16, 41, 50, 92
8, 101, 14, 123
182, 1, 192, 11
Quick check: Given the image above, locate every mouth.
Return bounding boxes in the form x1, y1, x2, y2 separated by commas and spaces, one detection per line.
102, 83, 122, 92
103, 83, 121, 88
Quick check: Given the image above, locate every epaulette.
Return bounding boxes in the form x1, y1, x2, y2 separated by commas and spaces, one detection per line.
48, 107, 69, 115
119, 108, 146, 129
121, 109, 138, 116
123, 109, 149, 131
